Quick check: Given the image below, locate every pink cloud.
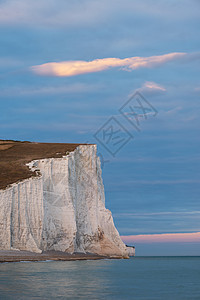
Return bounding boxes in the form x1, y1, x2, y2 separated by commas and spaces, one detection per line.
31, 52, 186, 77
121, 232, 200, 244
141, 81, 166, 92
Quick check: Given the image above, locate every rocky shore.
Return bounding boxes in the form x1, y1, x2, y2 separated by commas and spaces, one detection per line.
0, 250, 124, 263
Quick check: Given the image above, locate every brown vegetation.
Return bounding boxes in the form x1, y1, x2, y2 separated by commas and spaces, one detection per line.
0, 140, 86, 189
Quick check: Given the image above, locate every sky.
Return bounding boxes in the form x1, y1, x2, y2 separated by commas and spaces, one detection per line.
0, 0, 200, 255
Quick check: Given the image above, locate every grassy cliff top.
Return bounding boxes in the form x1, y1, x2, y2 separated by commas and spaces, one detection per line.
0, 140, 86, 189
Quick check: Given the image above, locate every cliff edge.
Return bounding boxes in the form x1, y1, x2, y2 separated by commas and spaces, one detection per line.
0, 141, 128, 258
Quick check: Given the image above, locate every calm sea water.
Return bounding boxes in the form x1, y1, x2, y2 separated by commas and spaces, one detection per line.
0, 257, 199, 299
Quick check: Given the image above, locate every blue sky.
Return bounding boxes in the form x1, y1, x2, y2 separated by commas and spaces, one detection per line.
0, 0, 200, 255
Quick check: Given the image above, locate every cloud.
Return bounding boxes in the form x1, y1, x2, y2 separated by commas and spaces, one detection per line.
115, 211, 200, 218
165, 106, 182, 115
137, 81, 166, 96
114, 179, 200, 187
121, 232, 200, 244
141, 81, 166, 92
0, 0, 112, 27
31, 52, 186, 77
0, 0, 198, 28
0, 83, 99, 97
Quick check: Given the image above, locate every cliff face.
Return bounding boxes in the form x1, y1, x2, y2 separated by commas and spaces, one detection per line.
0, 145, 128, 257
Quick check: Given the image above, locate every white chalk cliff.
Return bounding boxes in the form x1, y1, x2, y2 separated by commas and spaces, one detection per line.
0, 145, 128, 257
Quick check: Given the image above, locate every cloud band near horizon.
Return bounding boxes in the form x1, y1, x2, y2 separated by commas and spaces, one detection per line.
31, 52, 186, 77
121, 232, 200, 244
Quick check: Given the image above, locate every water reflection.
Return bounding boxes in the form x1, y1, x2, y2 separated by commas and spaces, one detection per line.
0, 257, 200, 299
0, 260, 113, 299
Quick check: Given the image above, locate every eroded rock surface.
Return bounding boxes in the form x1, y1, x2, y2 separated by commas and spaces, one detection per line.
0, 145, 128, 257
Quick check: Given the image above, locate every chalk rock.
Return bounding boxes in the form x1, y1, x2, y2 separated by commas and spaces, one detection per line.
126, 246, 135, 257
0, 145, 128, 257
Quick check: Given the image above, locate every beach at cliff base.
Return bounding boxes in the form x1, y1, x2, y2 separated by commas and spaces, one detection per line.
0, 250, 125, 263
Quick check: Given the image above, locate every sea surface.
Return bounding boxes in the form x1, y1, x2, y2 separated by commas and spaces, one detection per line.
0, 256, 200, 299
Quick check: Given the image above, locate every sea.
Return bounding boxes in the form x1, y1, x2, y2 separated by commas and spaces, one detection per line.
0, 256, 199, 299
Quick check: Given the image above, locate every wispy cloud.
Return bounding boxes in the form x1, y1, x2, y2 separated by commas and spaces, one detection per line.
115, 211, 200, 218
0, 0, 198, 27
145, 81, 166, 91
113, 179, 200, 186
137, 81, 166, 96
31, 52, 186, 77
0, 83, 99, 97
121, 232, 200, 243
0, 0, 106, 27
141, 81, 166, 92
